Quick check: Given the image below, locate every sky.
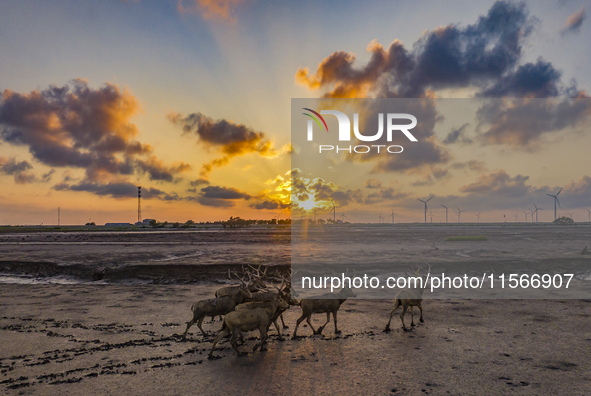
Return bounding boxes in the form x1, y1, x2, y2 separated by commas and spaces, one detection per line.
0, 0, 589, 225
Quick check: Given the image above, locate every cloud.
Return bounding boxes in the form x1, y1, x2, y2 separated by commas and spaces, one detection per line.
135, 156, 191, 182
411, 167, 450, 187
52, 180, 180, 200
459, 170, 532, 196
177, 0, 246, 22
561, 8, 586, 34
478, 60, 562, 98
451, 160, 488, 173
41, 169, 56, 182
364, 179, 383, 189
168, 111, 277, 177
291, 173, 407, 208
476, 97, 591, 149
443, 123, 472, 144
187, 185, 251, 207
337, 99, 452, 174
0, 79, 185, 182
296, 1, 585, 100
190, 177, 210, 187
249, 199, 290, 210
296, 1, 543, 98
0, 156, 47, 184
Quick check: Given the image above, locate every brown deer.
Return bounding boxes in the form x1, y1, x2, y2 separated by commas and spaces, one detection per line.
208, 297, 289, 358
292, 286, 356, 338
182, 276, 253, 339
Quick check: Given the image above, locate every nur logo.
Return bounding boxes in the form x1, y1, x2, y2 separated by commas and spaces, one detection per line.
302, 108, 418, 154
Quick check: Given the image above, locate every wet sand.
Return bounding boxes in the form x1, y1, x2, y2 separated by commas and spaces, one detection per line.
1, 284, 590, 395
1, 225, 591, 394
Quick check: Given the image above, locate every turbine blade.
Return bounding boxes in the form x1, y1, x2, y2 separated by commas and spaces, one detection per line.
557, 188, 562, 196
557, 199, 561, 208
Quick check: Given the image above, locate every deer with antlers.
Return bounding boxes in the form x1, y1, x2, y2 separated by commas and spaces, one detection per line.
182, 275, 254, 339
292, 270, 357, 338
208, 296, 289, 358
384, 265, 431, 332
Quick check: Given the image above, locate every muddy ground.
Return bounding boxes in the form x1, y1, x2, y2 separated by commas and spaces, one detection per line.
1, 284, 590, 395
1, 225, 591, 395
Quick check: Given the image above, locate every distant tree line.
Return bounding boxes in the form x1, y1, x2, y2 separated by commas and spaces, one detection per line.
146, 217, 290, 228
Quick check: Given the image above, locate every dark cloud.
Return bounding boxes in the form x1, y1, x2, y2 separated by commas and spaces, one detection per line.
168, 111, 276, 176
0, 79, 184, 182
168, 112, 273, 153
443, 123, 472, 144
478, 60, 562, 98
364, 179, 383, 189
476, 97, 591, 149
249, 199, 290, 210
459, 170, 532, 196
296, 1, 552, 98
186, 185, 251, 208
190, 177, 210, 187
340, 99, 452, 174
52, 180, 180, 200
135, 156, 191, 182
0, 156, 36, 184
561, 8, 586, 34
41, 169, 55, 182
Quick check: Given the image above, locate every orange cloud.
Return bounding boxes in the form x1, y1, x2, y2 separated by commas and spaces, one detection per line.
177, 0, 246, 22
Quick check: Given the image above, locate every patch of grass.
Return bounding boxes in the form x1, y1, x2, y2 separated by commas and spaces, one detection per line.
445, 235, 488, 241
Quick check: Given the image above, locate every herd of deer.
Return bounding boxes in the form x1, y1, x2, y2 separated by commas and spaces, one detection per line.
181, 265, 430, 359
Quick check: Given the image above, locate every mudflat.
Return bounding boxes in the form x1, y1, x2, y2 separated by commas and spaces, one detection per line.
1, 225, 590, 394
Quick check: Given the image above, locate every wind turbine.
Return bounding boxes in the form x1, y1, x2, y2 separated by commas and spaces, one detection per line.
428, 211, 435, 223
340, 212, 346, 222
329, 201, 337, 223
567, 212, 574, 219
476, 212, 481, 223
390, 209, 397, 224
587, 208, 591, 222
378, 213, 385, 224
533, 204, 542, 223
313, 209, 318, 222
441, 204, 448, 223
514, 213, 519, 222
546, 188, 562, 221
523, 210, 529, 223
529, 208, 535, 223
418, 196, 433, 224
455, 207, 462, 223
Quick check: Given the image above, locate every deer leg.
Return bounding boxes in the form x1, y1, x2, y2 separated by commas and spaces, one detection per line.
197, 317, 208, 337
208, 327, 230, 359
384, 300, 400, 332
253, 326, 269, 352
418, 302, 424, 323
333, 311, 341, 334
231, 329, 246, 356
281, 313, 289, 329
400, 305, 410, 331
293, 312, 307, 338
273, 320, 284, 341
209, 316, 215, 323
317, 313, 331, 334
182, 316, 197, 339
306, 314, 318, 335
410, 306, 416, 327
